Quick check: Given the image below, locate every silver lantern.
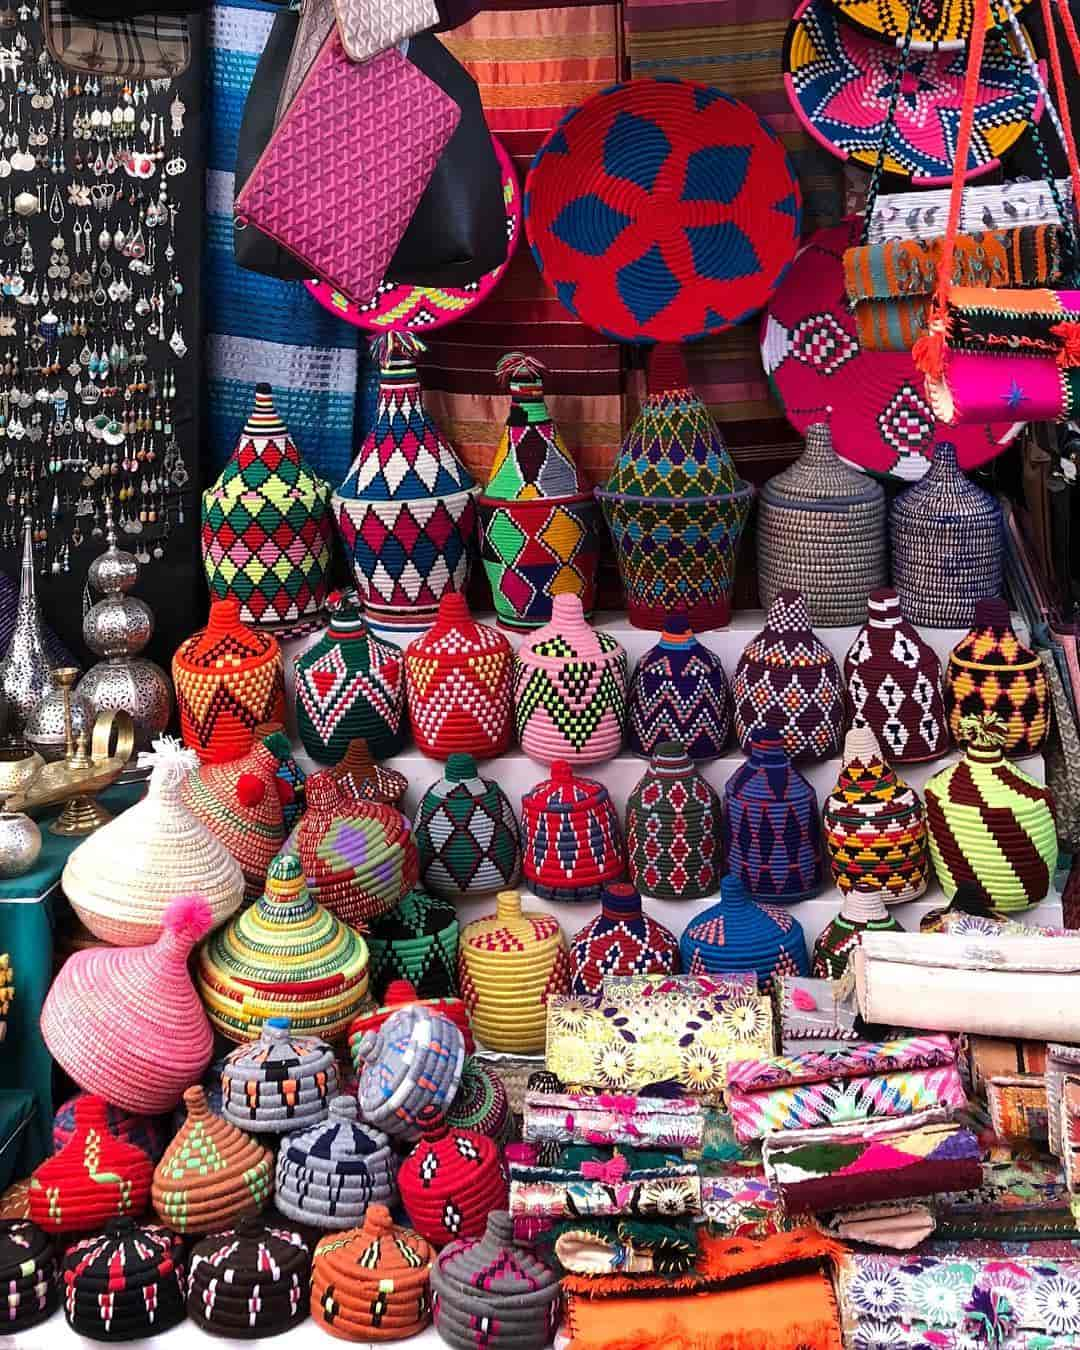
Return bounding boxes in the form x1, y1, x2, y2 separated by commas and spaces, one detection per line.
0, 518, 56, 734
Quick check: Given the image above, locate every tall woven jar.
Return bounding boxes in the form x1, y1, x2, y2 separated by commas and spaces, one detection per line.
679, 875, 808, 993
458, 891, 570, 1053
627, 615, 732, 759
625, 743, 723, 901
596, 345, 754, 631
844, 588, 948, 762
811, 888, 904, 980
201, 383, 333, 626
520, 761, 624, 902
733, 590, 845, 761
404, 592, 513, 761
757, 422, 886, 626
332, 334, 478, 638
945, 598, 1049, 757
477, 352, 601, 630
723, 728, 824, 903
514, 593, 627, 765
924, 716, 1057, 911
172, 599, 286, 764
569, 882, 679, 996
823, 725, 929, 904
294, 599, 408, 764
413, 753, 522, 900
890, 440, 1004, 628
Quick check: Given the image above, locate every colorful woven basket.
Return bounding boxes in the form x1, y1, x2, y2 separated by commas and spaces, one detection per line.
366, 886, 460, 1001
724, 728, 825, 903
627, 615, 732, 760
446, 1059, 512, 1143
414, 753, 522, 900
187, 1222, 311, 1338
597, 345, 754, 631
284, 771, 418, 928
275, 1096, 396, 1231
347, 979, 473, 1057
733, 589, 845, 762
62, 1221, 185, 1340
823, 725, 930, 904
353, 1003, 467, 1141
172, 598, 286, 764
890, 440, 1005, 627
811, 889, 905, 980
332, 334, 478, 636
478, 352, 601, 630
53, 1094, 171, 1166
520, 760, 625, 903
568, 882, 679, 996
924, 716, 1058, 911
458, 891, 570, 1053
0, 1219, 57, 1332
398, 1106, 508, 1248
330, 738, 409, 809
757, 422, 886, 626
254, 720, 307, 830
844, 589, 948, 763
404, 592, 513, 760
524, 79, 801, 344
202, 383, 333, 626
679, 874, 809, 993
514, 593, 628, 765
828, 0, 1031, 48
945, 599, 1049, 757
220, 1019, 340, 1133
625, 742, 723, 901
294, 599, 408, 764
196, 852, 371, 1041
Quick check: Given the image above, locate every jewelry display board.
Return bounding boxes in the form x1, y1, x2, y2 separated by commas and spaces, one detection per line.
0, 8, 203, 665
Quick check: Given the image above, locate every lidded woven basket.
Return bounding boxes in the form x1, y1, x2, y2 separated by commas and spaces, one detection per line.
520, 760, 624, 903
625, 742, 723, 901
220, 1018, 340, 1132
627, 614, 732, 760
569, 882, 679, 996
679, 874, 809, 993
414, 753, 522, 900
944, 598, 1048, 757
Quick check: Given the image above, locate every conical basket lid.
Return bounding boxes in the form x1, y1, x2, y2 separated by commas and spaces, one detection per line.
483, 353, 582, 501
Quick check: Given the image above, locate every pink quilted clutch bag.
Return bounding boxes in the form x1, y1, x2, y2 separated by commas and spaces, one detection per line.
235, 35, 459, 304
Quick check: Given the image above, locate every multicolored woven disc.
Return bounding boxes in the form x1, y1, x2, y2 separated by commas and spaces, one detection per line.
783, 0, 1043, 185
760, 220, 1017, 480
305, 136, 520, 333
525, 79, 801, 344
828, 0, 1032, 51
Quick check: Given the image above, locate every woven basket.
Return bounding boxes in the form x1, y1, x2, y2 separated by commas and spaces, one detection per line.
626, 615, 732, 760
678, 874, 809, 993
944, 599, 1049, 757
757, 422, 886, 627
889, 440, 1004, 628
568, 882, 678, 996
811, 888, 904, 980
366, 886, 460, 1001
220, 1018, 340, 1131
414, 753, 522, 900
275, 1096, 396, 1231
331, 738, 408, 809
520, 761, 625, 903
625, 743, 723, 901
62, 738, 244, 946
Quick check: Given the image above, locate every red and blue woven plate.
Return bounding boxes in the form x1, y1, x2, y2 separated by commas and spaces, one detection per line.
524, 78, 802, 345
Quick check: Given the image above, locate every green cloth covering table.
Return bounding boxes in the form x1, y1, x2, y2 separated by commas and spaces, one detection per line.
0, 783, 142, 1177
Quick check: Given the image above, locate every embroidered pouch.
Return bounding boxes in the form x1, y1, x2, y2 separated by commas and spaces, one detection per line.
509, 1148, 701, 1220
603, 972, 757, 999
987, 1073, 1050, 1144
726, 1035, 964, 1144
552, 1218, 698, 1275
700, 1166, 783, 1237
772, 975, 860, 1055
868, 178, 1077, 245
522, 1092, 705, 1152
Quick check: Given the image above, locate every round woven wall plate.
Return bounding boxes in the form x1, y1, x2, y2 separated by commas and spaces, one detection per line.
828, 0, 1033, 51
524, 78, 801, 344
784, 0, 1043, 185
305, 135, 520, 333
760, 219, 1019, 480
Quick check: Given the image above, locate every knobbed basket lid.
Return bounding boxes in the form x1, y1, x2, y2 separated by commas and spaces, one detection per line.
522, 760, 616, 820
891, 439, 1002, 525
483, 352, 583, 501
414, 753, 522, 899
826, 725, 925, 825
203, 383, 330, 513
312, 1203, 433, 1293
278, 1097, 393, 1176
628, 741, 721, 819
679, 875, 808, 976
761, 422, 884, 509
461, 890, 565, 958
948, 597, 1040, 672
431, 1210, 559, 1303
355, 1004, 467, 1137
516, 593, 625, 672
406, 591, 511, 666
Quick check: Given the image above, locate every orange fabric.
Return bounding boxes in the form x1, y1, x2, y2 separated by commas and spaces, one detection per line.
947, 286, 1068, 313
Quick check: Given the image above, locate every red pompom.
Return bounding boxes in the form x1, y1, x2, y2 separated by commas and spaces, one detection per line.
236, 773, 266, 809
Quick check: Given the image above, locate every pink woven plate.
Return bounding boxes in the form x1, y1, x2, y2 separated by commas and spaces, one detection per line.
759, 218, 1019, 481
305, 134, 520, 333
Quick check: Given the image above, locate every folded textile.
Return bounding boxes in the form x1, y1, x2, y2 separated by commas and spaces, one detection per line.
553, 1218, 698, 1276
523, 1092, 705, 1152
509, 1147, 700, 1221
942, 1151, 1068, 1213
820, 1202, 936, 1250
987, 1074, 1050, 1145
772, 975, 861, 1055
602, 973, 758, 999
726, 1035, 965, 1144
699, 1166, 784, 1238
761, 1110, 982, 1213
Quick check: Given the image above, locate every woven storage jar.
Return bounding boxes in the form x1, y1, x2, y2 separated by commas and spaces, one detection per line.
41, 894, 215, 1113
331, 738, 408, 809
458, 890, 570, 1053
197, 853, 370, 1042
353, 1003, 467, 1140
187, 1221, 311, 1338
294, 599, 408, 764
332, 334, 478, 638
431, 1210, 559, 1350
757, 421, 886, 626
844, 588, 948, 762
202, 383, 333, 626
679, 874, 809, 992
569, 882, 679, 996
404, 592, 513, 759
446, 1060, 512, 1143
823, 725, 929, 903
310, 1204, 435, 1342
889, 439, 1004, 628
596, 345, 754, 631
220, 1018, 340, 1133
627, 614, 732, 760
173, 598, 286, 763
53, 1094, 171, 1165
347, 979, 473, 1057
811, 888, 905, 980
0, 1219, 57, 1332
254, 720, 307, 830
945, 598, 1049, 757
477, 352, 601, 630
514, 593, 628, 765
275, 1096, 396, 1231
284, 771, 418, 928
152, 1086, 273, 1235
398, 1105, 508, 1248
366, 886, 459, 1000
924, 715, 1058, 911
724, 728, 824, 903
521, 760, 624, 903
62, 1221, 186, 1340
414, 753, 522, 900
625, 742, 723, 901
733, 589, 845, 761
